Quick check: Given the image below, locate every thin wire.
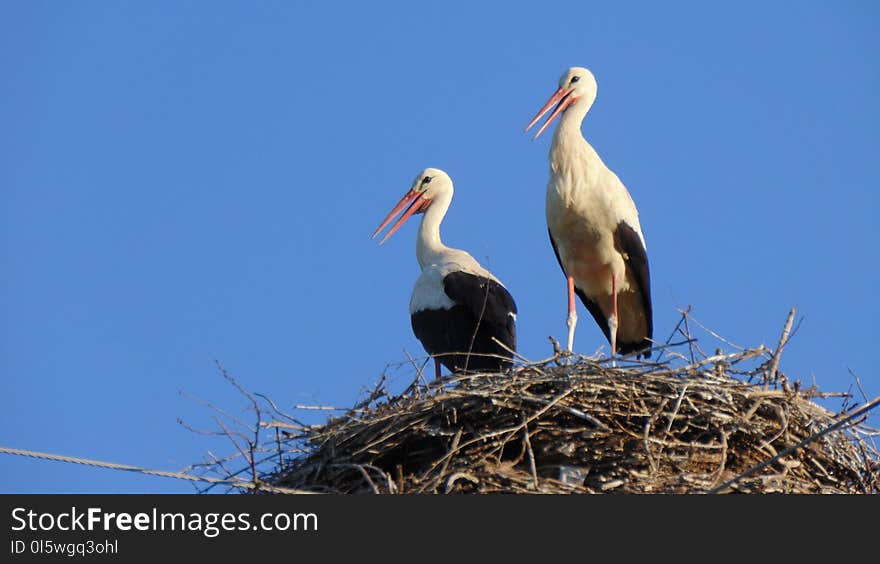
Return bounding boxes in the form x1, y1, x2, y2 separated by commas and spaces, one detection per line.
0, 446, 314, 494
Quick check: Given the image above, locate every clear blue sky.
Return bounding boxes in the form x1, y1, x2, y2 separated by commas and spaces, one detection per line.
2, 2, 878, 492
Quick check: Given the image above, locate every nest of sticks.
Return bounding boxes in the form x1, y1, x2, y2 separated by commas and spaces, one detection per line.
264, 313, 879, 494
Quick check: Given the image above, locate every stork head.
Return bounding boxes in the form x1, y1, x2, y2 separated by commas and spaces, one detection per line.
371, 168, 452, 244
525, 66, 597, 140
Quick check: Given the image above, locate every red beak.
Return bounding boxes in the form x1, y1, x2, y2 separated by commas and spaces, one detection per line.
525, 86, 579, 140
372, 189, 431, 244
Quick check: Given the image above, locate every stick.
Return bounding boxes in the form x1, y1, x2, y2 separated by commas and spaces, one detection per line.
491, 336, 533, 364
765, 308, 795, 387
523, 424, 539, 490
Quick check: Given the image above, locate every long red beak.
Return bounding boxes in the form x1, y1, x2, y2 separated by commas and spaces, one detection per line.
371, 189, 431, 244
525, 87, 579, 140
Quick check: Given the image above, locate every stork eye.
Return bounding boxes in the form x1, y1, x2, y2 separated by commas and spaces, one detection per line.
422, 176, 432, 185
570, 76, 580, 84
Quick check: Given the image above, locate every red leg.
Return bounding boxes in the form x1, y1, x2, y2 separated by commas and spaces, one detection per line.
434, 357, 441, 381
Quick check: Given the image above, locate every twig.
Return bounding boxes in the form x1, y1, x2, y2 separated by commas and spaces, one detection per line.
492, 336, 533, 364
178, 390, 251, 431
710, 431, 729, 488
680, 307, 696, 363
420, 429, 463, 493
686, 314, 746, 351
523, 424, 539, 490
765, 308, 795, 387
517, 393, 608, 430
656, 306, 690, 363
402, 349, 430, 394
254, 393, 307, 428
463, 277, 494, 374
656, 384, 689, 461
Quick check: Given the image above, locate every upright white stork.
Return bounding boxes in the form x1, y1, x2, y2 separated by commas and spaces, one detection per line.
372, 168, 517, 377
525, 67, 652, 358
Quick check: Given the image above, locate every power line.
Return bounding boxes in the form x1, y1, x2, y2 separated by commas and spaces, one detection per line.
0, 446, 311, 495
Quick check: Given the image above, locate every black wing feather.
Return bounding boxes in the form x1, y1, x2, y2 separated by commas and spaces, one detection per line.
612, 221, 653, 354
442, 271, 517, 363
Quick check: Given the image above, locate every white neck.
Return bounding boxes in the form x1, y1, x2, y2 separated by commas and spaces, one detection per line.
552, 95, 593, 148
546, 95, 607, 207
416, 189, 453, 269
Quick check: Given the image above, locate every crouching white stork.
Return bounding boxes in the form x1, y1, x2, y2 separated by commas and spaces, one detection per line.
526, 67, 653, 358
372, 168, 517, 378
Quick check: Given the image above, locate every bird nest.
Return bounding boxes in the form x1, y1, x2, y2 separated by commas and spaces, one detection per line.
267, 332, 879, 494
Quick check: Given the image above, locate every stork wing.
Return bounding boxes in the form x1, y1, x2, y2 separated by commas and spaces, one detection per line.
442, 271, 517, 353
612, 221, 652, 341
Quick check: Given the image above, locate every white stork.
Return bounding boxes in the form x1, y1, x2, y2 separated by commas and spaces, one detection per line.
525, 67, 652, 358
372, 168, 518, 378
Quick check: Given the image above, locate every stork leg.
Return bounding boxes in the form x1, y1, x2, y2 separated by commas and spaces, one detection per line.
609, 273, 619, 363
432, 357, 445, 392
566, 275, 578, 353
